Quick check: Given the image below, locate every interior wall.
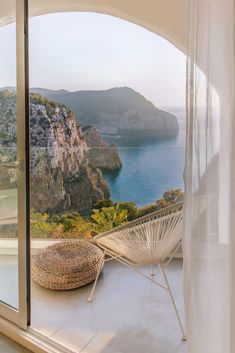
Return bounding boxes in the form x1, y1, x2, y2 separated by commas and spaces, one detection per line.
0, 0, 187, 53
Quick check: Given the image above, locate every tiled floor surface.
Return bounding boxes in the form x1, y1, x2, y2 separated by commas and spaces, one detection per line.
0, 255, 187, 352
31, 259, 187, 353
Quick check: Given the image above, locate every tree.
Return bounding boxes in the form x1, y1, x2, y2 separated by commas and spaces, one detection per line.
137, 189, 184, 218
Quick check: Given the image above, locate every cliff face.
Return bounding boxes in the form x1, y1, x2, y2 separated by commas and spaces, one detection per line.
0, 91, 17, 143
0, 91, 110, 213
82, 125, 122, 171
30, 94, 110, 213
31, 87, 179, 135
0, 91, 17, 190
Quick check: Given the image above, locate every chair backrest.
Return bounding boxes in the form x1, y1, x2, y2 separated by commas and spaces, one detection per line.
95, 203, 183, 265
95, 202, 183, 240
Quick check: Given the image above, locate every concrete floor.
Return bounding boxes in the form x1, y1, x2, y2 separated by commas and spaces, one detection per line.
0, 333, 31, 353
31, 259, 187, 353
0, 255, 187, 352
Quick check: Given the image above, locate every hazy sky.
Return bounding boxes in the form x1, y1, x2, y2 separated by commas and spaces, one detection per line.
0, 12, 186, 107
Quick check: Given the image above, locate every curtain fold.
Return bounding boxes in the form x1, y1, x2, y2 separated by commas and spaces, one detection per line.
184, 0, 235, 352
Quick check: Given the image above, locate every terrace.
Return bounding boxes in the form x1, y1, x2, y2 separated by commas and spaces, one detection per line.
0, 186, 186, 352
0, 249, 185, 353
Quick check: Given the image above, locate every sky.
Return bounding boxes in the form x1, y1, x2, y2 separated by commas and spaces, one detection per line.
0, 12, 186, 107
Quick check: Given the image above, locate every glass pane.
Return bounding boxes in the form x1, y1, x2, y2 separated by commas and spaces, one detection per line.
0, 0, 19, 309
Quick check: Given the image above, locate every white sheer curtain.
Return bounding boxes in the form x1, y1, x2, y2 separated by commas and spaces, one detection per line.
184, 0, 235, 352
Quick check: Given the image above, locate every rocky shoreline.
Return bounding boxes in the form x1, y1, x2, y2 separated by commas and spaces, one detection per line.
82, 125, 122, 171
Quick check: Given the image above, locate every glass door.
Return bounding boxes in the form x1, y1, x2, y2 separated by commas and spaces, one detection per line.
0, 0, 29, 329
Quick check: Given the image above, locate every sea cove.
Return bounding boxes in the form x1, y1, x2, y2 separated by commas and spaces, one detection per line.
103, 108, 186, 206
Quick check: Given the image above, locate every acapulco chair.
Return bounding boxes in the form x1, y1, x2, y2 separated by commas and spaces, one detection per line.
88, 202, 186, 341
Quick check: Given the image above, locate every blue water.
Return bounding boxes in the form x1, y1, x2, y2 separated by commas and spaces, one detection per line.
103, 108, 186, 207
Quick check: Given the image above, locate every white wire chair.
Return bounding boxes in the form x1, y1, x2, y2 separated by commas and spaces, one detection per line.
88, 202, 186, 340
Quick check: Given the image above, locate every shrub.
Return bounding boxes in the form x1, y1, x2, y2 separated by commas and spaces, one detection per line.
90, 203, 128, 231
159, 189, 184, 205
31, 209, 49, 222
93, 199, 114, 209
31, 221, 62, 239
30, 210, 95, 239
117, 201, 138, 221
54, 212, 94, 233
136, 204, 159, 218
137, 189, 184, 218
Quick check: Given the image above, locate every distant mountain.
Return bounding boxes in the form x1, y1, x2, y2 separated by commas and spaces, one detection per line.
31, 87, 179, 136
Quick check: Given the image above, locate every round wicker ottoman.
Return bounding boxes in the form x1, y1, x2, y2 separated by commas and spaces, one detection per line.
32, 240, 104, 290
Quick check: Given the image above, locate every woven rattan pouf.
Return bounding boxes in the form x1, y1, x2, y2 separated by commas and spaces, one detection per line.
32, 240, 104, 290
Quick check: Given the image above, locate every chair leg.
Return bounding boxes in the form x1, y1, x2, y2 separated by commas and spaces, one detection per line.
159, 264, 187, 341
88, 252, 105, 302
150, 264, 156, 277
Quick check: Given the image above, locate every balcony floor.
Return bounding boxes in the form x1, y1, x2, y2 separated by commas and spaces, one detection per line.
30, 258, 187, 353
0, 254, 186, 352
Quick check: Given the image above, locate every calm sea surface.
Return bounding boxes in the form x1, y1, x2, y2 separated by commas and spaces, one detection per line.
103, 108, 186, 207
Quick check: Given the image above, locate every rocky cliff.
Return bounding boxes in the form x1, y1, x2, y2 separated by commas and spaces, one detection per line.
82, 125, 122, 171
0, 91, 110, 213
0, 91, 17, 190
0, 90, 17, 144
31, 87, 179, 136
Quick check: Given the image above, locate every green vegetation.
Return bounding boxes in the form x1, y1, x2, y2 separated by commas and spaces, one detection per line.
93, 200, 137, 221
30, 93, 62, 110
31, 210, 62, 239
90, 203, 128, 232
30, 189, 184, 239
31, 209, 96, 239
137, 189, 184, 218
0, 90, 15, 99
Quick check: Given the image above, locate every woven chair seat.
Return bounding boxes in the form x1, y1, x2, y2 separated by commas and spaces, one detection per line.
32, 240, 104, 290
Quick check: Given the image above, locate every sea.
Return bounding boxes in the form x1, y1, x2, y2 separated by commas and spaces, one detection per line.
102, 107, 186, 207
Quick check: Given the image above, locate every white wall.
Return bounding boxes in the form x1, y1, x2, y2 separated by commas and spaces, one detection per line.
0, 0, 187, 52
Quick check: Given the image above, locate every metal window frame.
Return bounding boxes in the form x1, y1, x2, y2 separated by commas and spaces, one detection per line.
0, 0, 30, 330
